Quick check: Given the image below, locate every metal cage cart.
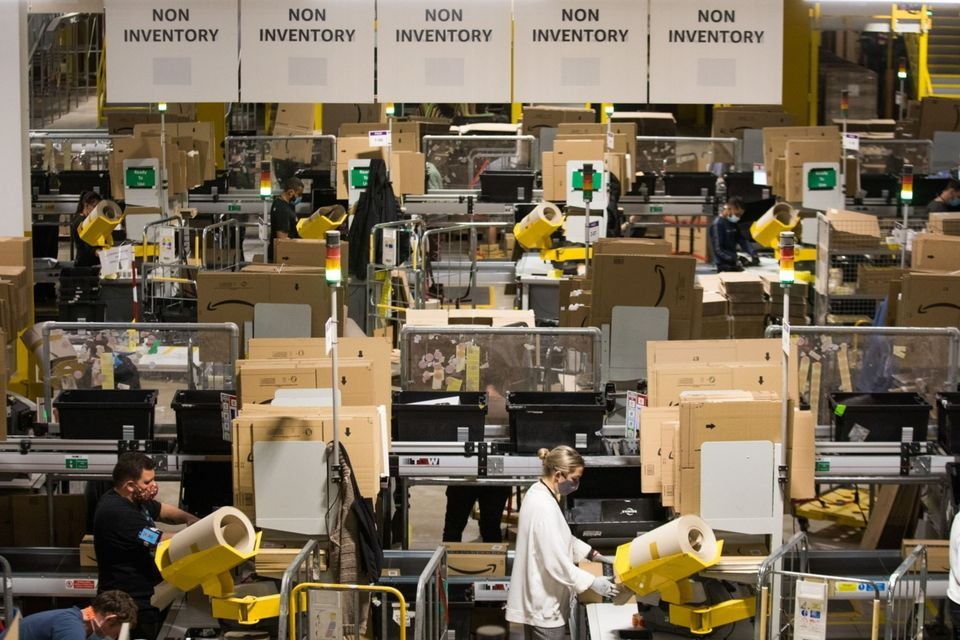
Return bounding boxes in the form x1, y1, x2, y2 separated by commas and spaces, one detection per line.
139, 216, 242, 323
366, 220, 425, 338
757, 535, 927, 640
814, 212, 929, 325
419, 221, 513, 310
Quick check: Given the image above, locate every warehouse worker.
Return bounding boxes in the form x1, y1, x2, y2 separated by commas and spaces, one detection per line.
926, 179, 960, 213
949, 509, 960, 636
506, 446, 618, 639
709, 196, 758, 272
71, 191, 103, 268
94, 452, 198, 640
16, 590, 138, 640
268, 176, 304, 262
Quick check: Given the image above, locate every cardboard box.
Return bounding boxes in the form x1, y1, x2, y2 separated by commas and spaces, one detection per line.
677, 394, 782, 514
522, 106, 595, 137
896, 273, 960, 328
197, 268, 338, 348
237, 358, 378, 406
338, 122, 388, 138
389, 151, 426, 196
79, 534, 97, 567
911, 233, 960, 271
110, 135, 185, 198
649, 363, 784, 407
246, 336, 387, 361
902, 539, 947, 572
857, 266, 907, 296
336, 136, 387, 199
134, 122, 217, 182
274, 104, 315, 131
0, 237, 33, 325
541, 153, 557, 201
590, 254, 698, 339
554, 138, 606, 167
824, 209, 882, 249
700, 316, 731, 339
790, 409, 815, 501
446, 543, 508, 577
730, 315, 768, 338
593, 238, 672, 256
11, 494, 86, 547
662, 421, 679, 508
648, 338, 782, 369
405, 309, 534, 327
712, 107, 793, 138
273, 238, 350, 271
762, 126, 840, 179
389, 120, 451, 153
929, 212, 960, 236
917, 97, 960, 141
639, 406, 679, 493
0, 266, 30, 330
784, 138, 842, 202
609, 112, 677, 137
233, 407, 387, 515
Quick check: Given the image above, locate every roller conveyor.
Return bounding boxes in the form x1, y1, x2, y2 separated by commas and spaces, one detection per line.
0, 547, 97, 597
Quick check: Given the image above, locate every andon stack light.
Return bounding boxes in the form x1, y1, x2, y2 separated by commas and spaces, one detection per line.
898, 59, 908, 81
901, 164, 914, 203
259, 162, 271, 199
325, 230, 342, 285
779, 231, 795, 286
840, 89, 849, 120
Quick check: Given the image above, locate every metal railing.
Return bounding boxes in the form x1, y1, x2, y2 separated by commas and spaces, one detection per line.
288, 582, 409, 640
420, 221, 512, 306
0, 554, 12, 627
366, 220, 425, 337
415, 547, 448, 640
277, 539, 321, 640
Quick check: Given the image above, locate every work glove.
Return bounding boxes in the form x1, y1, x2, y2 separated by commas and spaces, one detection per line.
750, 255, 761, 267
589, 577, 620, 598
738, 255, 751, 268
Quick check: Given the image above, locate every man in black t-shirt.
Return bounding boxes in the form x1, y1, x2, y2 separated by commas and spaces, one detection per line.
94, 452, 198, 640
268, 177, 304, 262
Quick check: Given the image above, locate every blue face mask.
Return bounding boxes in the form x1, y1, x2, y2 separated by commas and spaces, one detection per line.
728, 215, 740, 224
950, 198, 960, 207
291, 196, 302, 205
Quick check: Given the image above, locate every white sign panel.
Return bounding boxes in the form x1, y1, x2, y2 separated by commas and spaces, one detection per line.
240, 0, 375, 102
514, 0, 648, 103
377, 0, 512, 102
649, 0, 783, 104
105, 0, 238, 102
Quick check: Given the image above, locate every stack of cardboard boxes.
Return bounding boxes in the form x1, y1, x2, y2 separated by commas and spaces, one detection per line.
719, 273, 768, 338
762, 126, 842, 203
232, 337, 392, 518
911, 233, 960, 272
929, 213, 960, 236
764, 276, 809, 325
711, 106, 793, 139
700, 290, 731, 339
641, 339, 813, 514
543, 132, 634, 201
109, 121, 217, 199
521, 105, 595, 138
335, 121, 428, 199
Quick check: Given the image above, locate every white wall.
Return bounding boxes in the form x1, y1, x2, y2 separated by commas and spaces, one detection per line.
0, 0, 30, 237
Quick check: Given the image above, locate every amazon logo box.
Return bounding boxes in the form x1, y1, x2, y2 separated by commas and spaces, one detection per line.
589, 254, 698, 339
446, 542, 508, 577
896, 273, 960, 329
197, 266, 343, 358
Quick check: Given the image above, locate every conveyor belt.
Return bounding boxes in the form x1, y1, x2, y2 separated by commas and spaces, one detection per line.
0, 547, 98, 597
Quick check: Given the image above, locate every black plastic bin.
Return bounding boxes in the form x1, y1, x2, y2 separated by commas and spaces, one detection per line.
565, 497, 666, 545
479, 170, 536, 203
829, 392, 931, 442
54, 389, 158, 440
172, 390, 234, 454
392, 391, 487, 442
507, 391, 606, 453
937, 392, 960, 454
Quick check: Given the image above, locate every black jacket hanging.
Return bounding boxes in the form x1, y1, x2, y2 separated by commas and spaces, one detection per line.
348, 159, 400, 280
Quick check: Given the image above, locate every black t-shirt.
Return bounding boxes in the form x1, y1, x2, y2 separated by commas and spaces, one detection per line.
71, 215, 100, 268
93, 490, 162, 601
269, 197, 300, 262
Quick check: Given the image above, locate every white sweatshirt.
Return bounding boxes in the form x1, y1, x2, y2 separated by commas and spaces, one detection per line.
949, 511, 960, 604
505, 481, 596, 628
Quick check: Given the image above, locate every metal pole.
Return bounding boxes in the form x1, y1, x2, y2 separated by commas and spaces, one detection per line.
331, 284, 341, 482
901, 202, 910, 269
159, 108, 167, 218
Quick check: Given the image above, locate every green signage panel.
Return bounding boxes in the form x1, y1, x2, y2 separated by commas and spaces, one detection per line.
350, 168, 371, 190
126, 167, 157, 189
807, 168, 837, 191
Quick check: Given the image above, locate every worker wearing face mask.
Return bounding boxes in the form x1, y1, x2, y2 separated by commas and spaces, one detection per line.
709, 196, 758, 272
93, 453, 198, 640
17, 590, 139, 640
506, 446, 619, 640
269, 176, 304, 263
926, 179, 960, 213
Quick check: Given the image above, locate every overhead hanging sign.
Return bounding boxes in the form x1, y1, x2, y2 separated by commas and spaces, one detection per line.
514, 0, 648, 103
105, 0, 238, 102
239, 0, 375, 102
377, 0, 512, 103
648, 0, 783, 104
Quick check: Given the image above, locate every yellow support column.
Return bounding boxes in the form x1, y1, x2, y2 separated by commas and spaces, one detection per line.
511, 103, 522, 124
313, 104, 323, 132
196, 103, 227, 170
782, 0, 815, 125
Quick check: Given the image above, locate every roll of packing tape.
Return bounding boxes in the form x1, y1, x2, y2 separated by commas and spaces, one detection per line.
89, 200, 123, 223
167, 506, 256, 563
514, 202, 563, 249
625, 514, 717, 568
